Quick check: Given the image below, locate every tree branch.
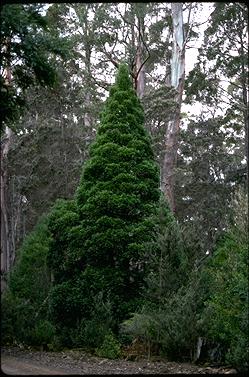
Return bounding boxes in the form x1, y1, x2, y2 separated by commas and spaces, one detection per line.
89, 72, 111, 91
182, 3, 194, 51
115, 6, 150, 81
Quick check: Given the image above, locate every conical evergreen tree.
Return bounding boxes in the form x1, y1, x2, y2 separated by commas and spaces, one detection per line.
76, 63, 160, 318
48, 63, 160, 345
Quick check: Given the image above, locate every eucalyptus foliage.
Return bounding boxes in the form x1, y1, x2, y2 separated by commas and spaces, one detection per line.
175, 115, 245, 255
181, 2, 247, 255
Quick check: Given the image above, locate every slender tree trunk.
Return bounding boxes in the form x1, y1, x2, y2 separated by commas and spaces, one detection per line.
161, 3, 185, 212
135, 43, 145, 99
239, 31, 249, 179
82, 5, 93, 159
1, 42, 15, 290
132, 4, 146, 99
135, 15, 145, 99
73, 4, 94, 161
1, 126, 14, 291
84, 15, 92, 130
61, 119, 69, 196
83, 31, 93, 162
84, 91, 91, 129
236, 5, 248, 174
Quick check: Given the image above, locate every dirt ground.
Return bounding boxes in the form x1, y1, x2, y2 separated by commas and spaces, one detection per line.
1, 347, 238, 375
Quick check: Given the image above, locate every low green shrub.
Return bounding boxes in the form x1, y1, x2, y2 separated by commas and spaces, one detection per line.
48, 289, 115, 349
1, 215, 53, 347
199, 228, 248, 370
96, 332, 122, 359
31, 320, 56, 346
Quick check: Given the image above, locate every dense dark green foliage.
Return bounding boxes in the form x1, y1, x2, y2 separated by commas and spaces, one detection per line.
0, 3, 69, 128
75, 64, 160, 312
1, 216, 55, 346
121, 196, 190, 358
95, 332, 122, 359
122, 190, 248, 370
46, 199, 80, 283
47, 63, 160, 347
199, 225, 248, 370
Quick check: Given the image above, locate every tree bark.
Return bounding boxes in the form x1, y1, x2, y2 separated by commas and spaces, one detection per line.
161, 3, 185, 212
238, 28, 248, 180
1, 126, 14, 291
84, 6, 92, 130
1, 39, 15, 290
74, 4, 93, 160
135, 42, 145, 99
132, 4, 146, 99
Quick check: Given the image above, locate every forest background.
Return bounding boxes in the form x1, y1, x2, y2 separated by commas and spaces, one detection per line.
0, 2, 248, 372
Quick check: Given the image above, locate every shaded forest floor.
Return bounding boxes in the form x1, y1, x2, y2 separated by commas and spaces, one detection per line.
1, 347, 238, 375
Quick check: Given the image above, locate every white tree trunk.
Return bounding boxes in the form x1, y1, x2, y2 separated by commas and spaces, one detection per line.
161, 2, 185, 212
170, 3, 185, 89
136, 44, 145, 99
84, 91, 91, 129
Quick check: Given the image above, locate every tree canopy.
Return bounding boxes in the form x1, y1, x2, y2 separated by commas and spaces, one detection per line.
0, 3, 69, 128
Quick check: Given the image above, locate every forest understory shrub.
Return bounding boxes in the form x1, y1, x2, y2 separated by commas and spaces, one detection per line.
121, 196, 197, 361
95, 332, 122, 359
121, 191, 249, 372
197, 225, 248, 371
1, 216, 55, 347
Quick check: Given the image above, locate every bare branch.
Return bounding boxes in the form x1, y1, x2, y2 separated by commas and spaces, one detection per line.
89, 72, 111, 91
182, 3, 194, 51
110, 31, 119, 55
101, 49, 119, 69
135, 53, 150, 82
115, 6, 150, 81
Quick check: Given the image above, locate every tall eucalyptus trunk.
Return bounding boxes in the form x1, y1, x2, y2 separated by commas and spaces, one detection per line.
162, 3, 185, 212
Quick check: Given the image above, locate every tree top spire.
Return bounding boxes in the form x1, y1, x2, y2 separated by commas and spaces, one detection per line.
115, 63, 132, 91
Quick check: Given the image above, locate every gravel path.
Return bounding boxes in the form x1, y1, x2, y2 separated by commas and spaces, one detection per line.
1, 347, 238, 375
